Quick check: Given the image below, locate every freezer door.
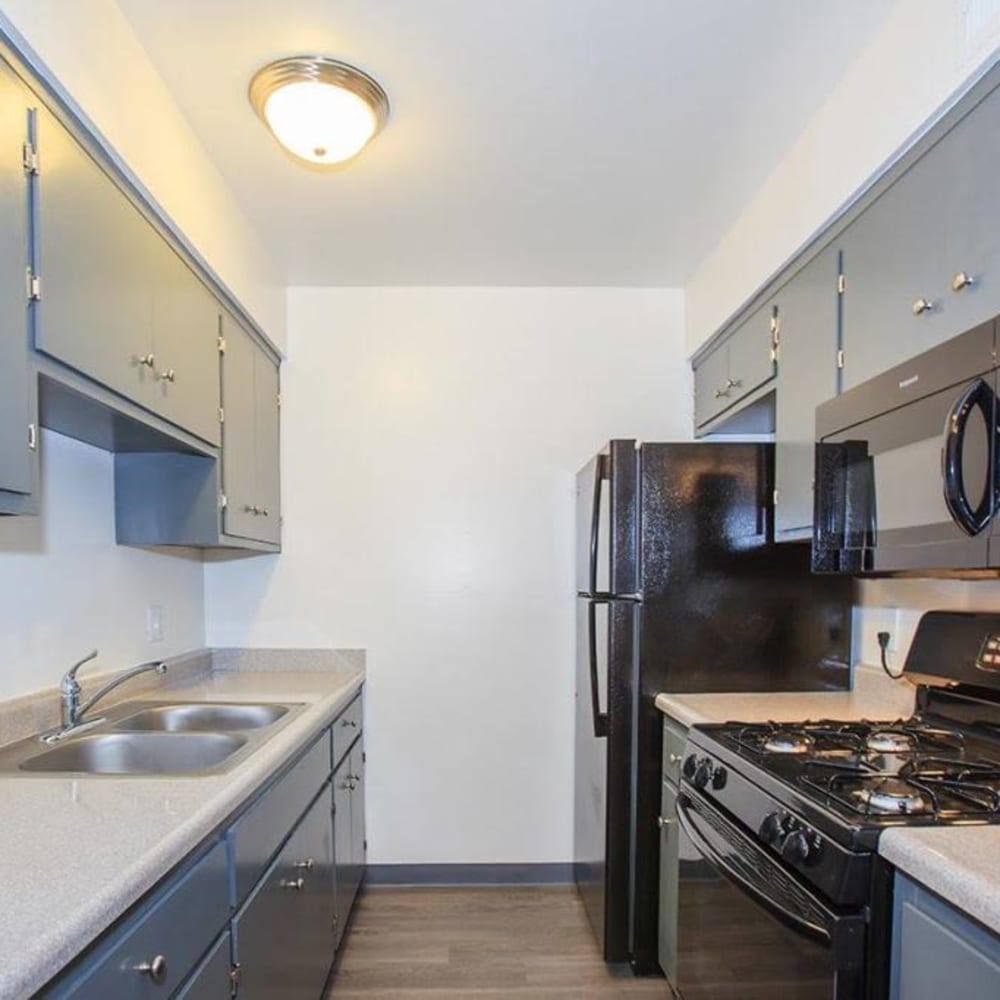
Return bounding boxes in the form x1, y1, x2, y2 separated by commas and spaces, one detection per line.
574, 596, 635, 963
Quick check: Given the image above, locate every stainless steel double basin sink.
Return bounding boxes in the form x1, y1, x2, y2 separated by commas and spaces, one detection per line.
0, 701, 304, 777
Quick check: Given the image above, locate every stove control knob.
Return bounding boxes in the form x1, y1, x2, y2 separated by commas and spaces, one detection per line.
759, 811, 785, 845
711, 765, 727, 790
682, 754, 698, 780
780, 830, 812, 865
693, 758, 713, 790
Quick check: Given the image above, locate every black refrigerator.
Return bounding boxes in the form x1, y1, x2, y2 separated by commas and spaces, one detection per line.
573, 440, 854, 973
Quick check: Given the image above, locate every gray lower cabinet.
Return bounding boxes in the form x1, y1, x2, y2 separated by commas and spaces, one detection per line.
222, 312, 281, 546
658, 715, 686, 988
235, 783, 336, 1000
839, 78, 1000, 392
0, 60, 38, 514
333, 737, 367, 948
773, 247, 841, 539
693, 301, 776, 431
891, 874, 1000, 999
32, 97, 221, 446
174, 930, 233, 1000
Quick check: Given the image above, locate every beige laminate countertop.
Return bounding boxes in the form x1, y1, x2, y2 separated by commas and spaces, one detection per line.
0, 660, 363, 1000
654, 665, 917, 728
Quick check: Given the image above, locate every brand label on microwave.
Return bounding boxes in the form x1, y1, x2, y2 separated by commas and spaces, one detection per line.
898, 374, 920, 389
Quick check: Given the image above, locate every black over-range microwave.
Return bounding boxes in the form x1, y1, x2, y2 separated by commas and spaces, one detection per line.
813, 317, 1000, 574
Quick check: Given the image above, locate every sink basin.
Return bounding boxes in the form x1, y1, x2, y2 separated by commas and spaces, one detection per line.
19, 732, 247, 775
116, 702, 289, 733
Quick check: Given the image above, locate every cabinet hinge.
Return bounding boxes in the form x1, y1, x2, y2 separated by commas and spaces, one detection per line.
25, 268, 40, 302
770, 344, 778, 364
276, 393, 281, 409
217, 334, 226, 355
836, 349, 845, 370
837, 273, 846, 295
218, 406, 225, 424
219, 493, 228, 510
229, 962, 242, 998
22, 140, 38, 175
773, 488, 780, 507
364, 839, 368, 851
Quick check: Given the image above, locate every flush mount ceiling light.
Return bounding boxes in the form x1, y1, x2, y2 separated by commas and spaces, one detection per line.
249, 56, 389, 168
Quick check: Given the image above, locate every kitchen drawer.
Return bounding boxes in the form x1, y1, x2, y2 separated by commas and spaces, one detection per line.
333, 692, 363, 769
174, 930, 232, 1000
662, 715, 687, 786
232, 728, 332, 904
235, 783, 336, 1000
44, 840, 228, 999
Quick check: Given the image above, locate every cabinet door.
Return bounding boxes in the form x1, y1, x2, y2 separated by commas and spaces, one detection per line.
236, 784, 335, 1000
693, 344, 730, 428
150, 238, 221, 445
221, 313, 258, 540
657, 781, 679, 985
727, 302, 776, 403
940, 84, 1000, 336
839, 143, 952, 391
333, 756, 353, 949
349, 740, 367, 895
0, 62, 36, 510
173, 930, 232, 1000
774, 249, 840, 538
34, 104, 157, 404
253, 348, 280, 544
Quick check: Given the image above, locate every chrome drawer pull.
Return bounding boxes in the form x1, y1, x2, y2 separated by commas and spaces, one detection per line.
135, 954, 168, 984
668, 753, 682, 764
135, 353, 156, 369
713, 386, 731, 399
279, 877, 305, 891
952, 271, 976, 292
911, 297, 935, 316
157, 368, 176, 383
294, 858, 315, 870
726, 377, 742, 389
342, 718, 358, 728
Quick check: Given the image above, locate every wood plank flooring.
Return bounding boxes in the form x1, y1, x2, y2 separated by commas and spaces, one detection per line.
326, 885, 671, 998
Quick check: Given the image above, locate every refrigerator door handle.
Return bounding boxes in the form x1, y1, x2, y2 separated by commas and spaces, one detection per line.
588, 454, 608, 595
588, 599, 609, 738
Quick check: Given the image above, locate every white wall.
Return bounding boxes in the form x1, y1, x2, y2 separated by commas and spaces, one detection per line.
205, 286, 689, 864
685, 0, 1000, 353
0, 0, 286, 351
0, 432, 204, 701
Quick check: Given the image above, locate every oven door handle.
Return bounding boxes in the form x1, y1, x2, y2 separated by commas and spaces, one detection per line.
675, 791, 832, 945
942, 377, 997, 536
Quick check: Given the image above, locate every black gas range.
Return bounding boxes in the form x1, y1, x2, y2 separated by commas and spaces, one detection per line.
671, 611, 1000, 1000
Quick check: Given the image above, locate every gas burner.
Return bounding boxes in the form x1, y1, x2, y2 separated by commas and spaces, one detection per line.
866, 730, 917, 754
852, 779, 932, 815
763, 731, 815, 755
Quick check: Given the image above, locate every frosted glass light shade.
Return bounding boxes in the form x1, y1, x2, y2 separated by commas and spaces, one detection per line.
250, 57, 389, 167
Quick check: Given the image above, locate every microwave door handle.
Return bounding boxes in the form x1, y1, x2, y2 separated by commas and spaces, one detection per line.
675, 793, 831, 945
942, 378, 996, 536
588, 600, 609, 738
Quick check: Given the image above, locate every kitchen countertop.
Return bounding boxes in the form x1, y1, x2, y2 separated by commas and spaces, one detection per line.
655, 664, 916, 728
0, 655, 364, 1000
879, 827, 1000, 935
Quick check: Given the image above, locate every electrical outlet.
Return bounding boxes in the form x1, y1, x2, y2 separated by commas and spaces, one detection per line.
147, 604, 164, 643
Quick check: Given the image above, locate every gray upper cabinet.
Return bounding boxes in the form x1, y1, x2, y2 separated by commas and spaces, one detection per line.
840, 80, 1000, 391
0, 61, 37, 514
694, 303, 776, 430
773, 248, 841, 539
221, 313, 281, 545
33, 103, 220, 446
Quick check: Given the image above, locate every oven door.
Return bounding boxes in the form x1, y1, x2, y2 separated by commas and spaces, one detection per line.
814, 371, 998, 574
674, 789, 865, 1000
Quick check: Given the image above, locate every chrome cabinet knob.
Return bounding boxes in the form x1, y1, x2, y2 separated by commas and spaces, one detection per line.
294, 858, 315, 870
657, 816, 673, 829
952, 271, 976, 292
726, 377, 742, 389
260, 507, 270, 517
135, 954, 168, 984
135, 353, 156, 369
157, 368, 176, 382
714, 386, 731, 399
342, 718, 358, 728
668, 753, 682, 764
911, 297, 935, 316
279, 877, 305, 891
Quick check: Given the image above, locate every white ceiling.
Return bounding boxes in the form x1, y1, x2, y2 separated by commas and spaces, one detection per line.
118, 0, 893, 287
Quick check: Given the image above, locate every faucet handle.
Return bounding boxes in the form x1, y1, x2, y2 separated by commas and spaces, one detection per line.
65, 649, 99, 683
